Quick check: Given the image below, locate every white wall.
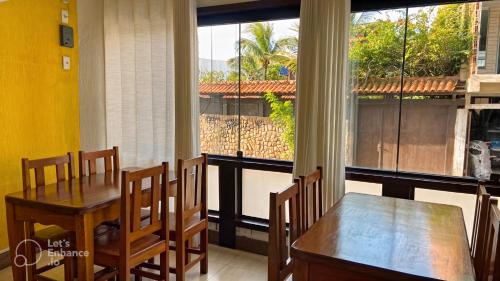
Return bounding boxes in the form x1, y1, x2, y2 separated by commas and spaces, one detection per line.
242, 170, 293, 219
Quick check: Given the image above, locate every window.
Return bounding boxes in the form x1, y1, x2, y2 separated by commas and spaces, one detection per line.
346, 2, 500, 180
478, 9, 489, 68
198, 19, 299, 161
399, 4, 473, 176
346, 9, 406, 171
198, 24, 240, 156
198, 19, 299, 219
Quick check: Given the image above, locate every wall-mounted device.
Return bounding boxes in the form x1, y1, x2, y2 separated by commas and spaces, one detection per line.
59, 25, 73, 48
63, 56, 70, 70
61, 9, 69, 24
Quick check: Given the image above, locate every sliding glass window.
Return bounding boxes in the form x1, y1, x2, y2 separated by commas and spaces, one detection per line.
346, 2, 500, 181
198, 19, 299, 219
198, 24, 240, 157
346, 9, 406, 172
198, 19, 299, 162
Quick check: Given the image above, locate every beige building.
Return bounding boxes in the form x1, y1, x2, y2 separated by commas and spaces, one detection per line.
470, 0, 500, 88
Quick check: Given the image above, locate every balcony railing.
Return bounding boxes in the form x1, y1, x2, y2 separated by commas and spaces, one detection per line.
207, 153, 500, 249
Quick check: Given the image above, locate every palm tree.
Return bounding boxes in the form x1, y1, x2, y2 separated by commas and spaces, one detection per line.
228, 53, 262, 81
278, 23, 299, 79
229, 22, 296, 80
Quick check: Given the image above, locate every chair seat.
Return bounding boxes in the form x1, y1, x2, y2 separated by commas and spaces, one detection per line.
141, 212, 201, 240
169, 212, 200, 232
94, 228, 165, 267
34, 224, 115, 250
33, 225, 73, 249
168, 212, 201, 241
104, 208, 151, 227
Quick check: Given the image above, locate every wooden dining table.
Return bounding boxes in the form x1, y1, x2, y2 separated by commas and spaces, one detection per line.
5, 169, 177, 281
291, 193, 475, 281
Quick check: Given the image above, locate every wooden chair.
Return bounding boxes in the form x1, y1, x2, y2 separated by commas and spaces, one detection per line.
299, 167, 323, 232
21, 153, 75, 281
93, 163, 170, 281
479, 200, 500, 281
171, 154, 209, 281
471, 184, 491, 278
268, 179, 301, 281
79, 147, 144, 227
78, 146, 119, 177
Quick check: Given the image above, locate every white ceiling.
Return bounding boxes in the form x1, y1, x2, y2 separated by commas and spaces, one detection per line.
197, 0, 258, 8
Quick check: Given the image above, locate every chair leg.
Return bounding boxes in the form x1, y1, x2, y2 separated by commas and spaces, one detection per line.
160, 251, 168, 281
64, 257, 73, 281
176, 239, 186, 281
200, 229, 208, 274
185, 240, 190, 265
134, 268, 142, 281
72, 257, 78, 278
25, 223, 36, 281
119, 264, 130, 281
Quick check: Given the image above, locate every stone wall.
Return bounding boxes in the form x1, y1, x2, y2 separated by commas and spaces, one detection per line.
200, 114, 292, 160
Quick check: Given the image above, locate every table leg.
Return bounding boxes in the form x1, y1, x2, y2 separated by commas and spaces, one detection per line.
24, 222, 36, 281
75, 213, 94, 281
6, 201, 26, 281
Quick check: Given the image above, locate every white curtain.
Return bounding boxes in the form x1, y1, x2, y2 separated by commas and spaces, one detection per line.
173, 0, 200, 161
294, 0, 350, 208
103, 0, 199, 168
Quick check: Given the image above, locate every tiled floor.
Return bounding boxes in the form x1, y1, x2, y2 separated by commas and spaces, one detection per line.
0, 244, 267, 281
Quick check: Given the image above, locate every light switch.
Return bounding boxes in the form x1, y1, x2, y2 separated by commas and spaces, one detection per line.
61, 10, 69, 24
63, 56, 70, 70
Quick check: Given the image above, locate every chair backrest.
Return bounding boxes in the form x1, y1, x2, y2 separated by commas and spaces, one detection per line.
299, 167, 323, 232
472, 184, 491, 277
268, 179, 301, 281
480, 201, 500, 281
78, 146, 120, 177
176, 154, 208, 231
120, 162, 169, 247
21, 152, 75, 191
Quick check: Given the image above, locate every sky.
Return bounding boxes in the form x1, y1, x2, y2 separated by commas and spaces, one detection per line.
197, 4, 447, 61
198, 18, 299, 61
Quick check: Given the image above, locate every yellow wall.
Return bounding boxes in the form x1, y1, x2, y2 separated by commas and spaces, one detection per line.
0, 0, 80, 249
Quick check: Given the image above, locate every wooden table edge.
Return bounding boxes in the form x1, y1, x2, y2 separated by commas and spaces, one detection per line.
290, 246, 444, 281
5, 195, 110, 215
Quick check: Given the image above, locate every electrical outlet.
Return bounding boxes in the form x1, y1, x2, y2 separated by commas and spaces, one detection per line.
63, 56, 70, 70
61, 10, 69, 24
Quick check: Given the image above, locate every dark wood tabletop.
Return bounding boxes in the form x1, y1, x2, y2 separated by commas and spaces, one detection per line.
5, 169, 177, 215
291, 193, 475, 281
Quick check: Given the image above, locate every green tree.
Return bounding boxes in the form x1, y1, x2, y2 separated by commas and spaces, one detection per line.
264, 92, 295, 159
349, 4, 473, 81
278, 23, 299, 79
349, 12, 407, 82
199, 71, 225, 83
405, 4, 473, 77
229, 22, 297, 81
228, 55, 262, 81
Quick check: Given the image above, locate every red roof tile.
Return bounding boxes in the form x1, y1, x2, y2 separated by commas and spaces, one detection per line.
199, 76, 462, 99
199, 80, 296, 99
352, 76, 461, 95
